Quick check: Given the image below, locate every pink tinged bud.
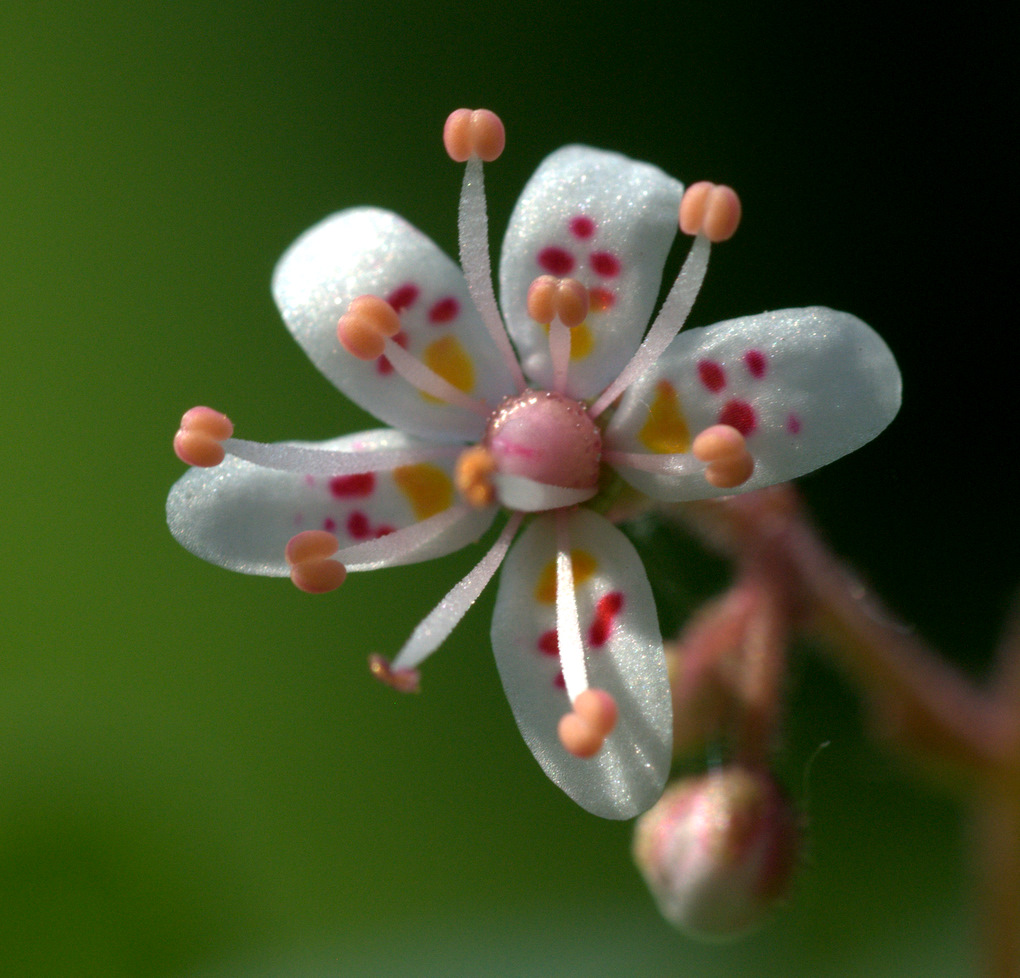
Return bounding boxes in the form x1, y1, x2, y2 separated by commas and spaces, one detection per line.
633, 767, 799, 940
443, 108, 506, 163
679, 182, 742, 243
173, 406, 233, 467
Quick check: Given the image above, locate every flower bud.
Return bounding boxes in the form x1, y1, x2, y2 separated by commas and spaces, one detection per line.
633, 766, 799, 940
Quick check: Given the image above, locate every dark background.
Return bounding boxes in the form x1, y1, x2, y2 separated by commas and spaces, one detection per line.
2, 2, 1015, 975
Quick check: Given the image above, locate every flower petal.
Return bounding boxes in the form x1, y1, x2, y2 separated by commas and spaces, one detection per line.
490, 508, 672, 819
499, 147, 683, 400
605, 307, 901, 500
167, 429, 495, 575
272, 208, 516, 443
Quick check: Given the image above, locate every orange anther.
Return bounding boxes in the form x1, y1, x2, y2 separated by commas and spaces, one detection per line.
285, 530, 345, 593
558, 688, 618, 759
554, 278, 589, 329
337, 295, 401, 360
679, 182, 742, 242
368, 654, 421, 693
285, 529, 339, 565
573, 688, 618, 735
443, 108, 505, 163
527, 275, 558, 323
526, 275, 589, 328
693, 425, 754, 488
173, 406, 233, 467
558, 712, 605, 759
289, 558, 347, 594
455, 445, 496, 508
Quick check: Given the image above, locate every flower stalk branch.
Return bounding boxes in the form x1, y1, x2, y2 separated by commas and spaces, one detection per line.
666, 485, 1020, 975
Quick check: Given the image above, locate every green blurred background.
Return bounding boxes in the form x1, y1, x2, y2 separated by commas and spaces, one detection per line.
2, 2, 1015, 975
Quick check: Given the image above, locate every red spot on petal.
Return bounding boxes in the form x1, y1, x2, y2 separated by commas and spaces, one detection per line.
537, 629, 559, 657
552, 671, 566, 689
744, 349, 767, 379
377, 331, 408, 375
786, 413, 802, 435
537, 246, 575, 275
428, 296, 459, 324
387, 283, 419, 313
590, 251, 621, 277
719, 399, 757, 436
374, 525, 395, 538
329, 472, 376, 498
589, 286, 615, 312
570, 215, 596, 239
322, 517, 336, 532
697, 360, 726, 393
346, 511, 370, 540
588, 591, 624, 648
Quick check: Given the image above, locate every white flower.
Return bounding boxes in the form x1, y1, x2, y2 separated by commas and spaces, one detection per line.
168, 109, 900, 818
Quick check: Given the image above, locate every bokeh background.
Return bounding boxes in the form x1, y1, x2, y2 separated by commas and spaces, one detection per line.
3, 2, 1015, 975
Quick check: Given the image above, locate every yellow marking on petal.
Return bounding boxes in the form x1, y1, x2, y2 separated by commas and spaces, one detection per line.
569, 322, 593, 360
534, 549, 597, 604
393, 464, 454, 520
540, 321, 594, 360
638, 380, 691, 454
420, 335, 475, 404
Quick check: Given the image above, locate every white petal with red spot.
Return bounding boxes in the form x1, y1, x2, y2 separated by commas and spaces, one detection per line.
167, 429, 495, 575
499, 147, 683, 401
605, 308, 901, 501
490, 508, 672, 819
273, 208, 516, 443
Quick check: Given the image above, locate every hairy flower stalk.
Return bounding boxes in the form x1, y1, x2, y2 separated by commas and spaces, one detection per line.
168, 109, 900, 819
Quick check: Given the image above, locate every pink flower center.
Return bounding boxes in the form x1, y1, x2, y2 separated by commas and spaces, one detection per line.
485, 389, 601, 491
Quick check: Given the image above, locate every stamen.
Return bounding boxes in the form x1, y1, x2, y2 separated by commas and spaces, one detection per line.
445, 110, 527, 393
338, 293, 490, 415
443, 108, 506, 163
387, 512, 524, 672
455, 445, 497, 508
589, 183, 741, 419
558, 688, 619, 759
285, 530, 346, 593
602, 449, 705, 477
222, 438, 459, 475
555, 510, 588, 701
589, 235, 710, 418
692, 424, 754, 488
528, 276, 588, 394
679, 182, 742, 242
337, 295, 401, 360
368, 654, 420, 693
380, 336, 491, 416
173, 406, 234, 467
336, 503, 477, 572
